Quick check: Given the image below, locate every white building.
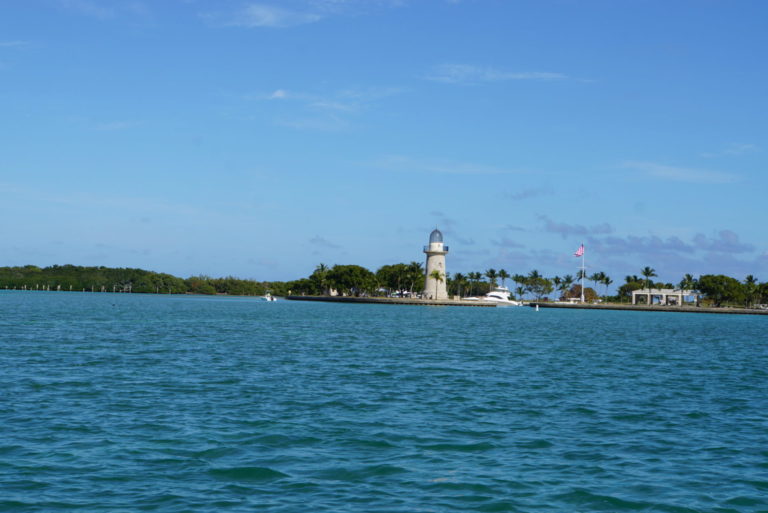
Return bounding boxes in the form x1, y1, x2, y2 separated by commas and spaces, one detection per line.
632, 288, 700, 306
423, 228, 449, 300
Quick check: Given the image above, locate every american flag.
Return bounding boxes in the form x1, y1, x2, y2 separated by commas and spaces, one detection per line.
573, 244, 584, 257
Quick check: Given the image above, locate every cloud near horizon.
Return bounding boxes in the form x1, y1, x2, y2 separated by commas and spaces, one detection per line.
587, 229, 755, 257
309, 235, 341, 249
537, 215, 613, 239
506, 187, 553, 202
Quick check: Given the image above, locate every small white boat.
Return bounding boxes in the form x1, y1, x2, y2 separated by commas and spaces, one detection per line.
464, 286, 522, 306
261, 293, 277, 302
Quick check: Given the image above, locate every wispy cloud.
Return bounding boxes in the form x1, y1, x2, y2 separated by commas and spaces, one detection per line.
205, 0, 410, 28
588, 229, 755, 257
622, 161, 738, 184
59, 0, 116, 18
491, 237, 525, 249
429, 211, 457, 233
249, 86, 402, 130
275, 115, 348, 131
373, 155, 523, 175
0, 41, 29, 48
587, 234, 694, 256
537, 215, 613, 239
58, 0, 149, 20
258, 86, 401, 109
692, 230, 754, 253
309, 236, 341, 249
94, 120, 137, 131
505, 186, 553, 202
262, 88, 357, 112
426, 64, 568, 84
700, 143, 759, 158
210, 3, 322, 28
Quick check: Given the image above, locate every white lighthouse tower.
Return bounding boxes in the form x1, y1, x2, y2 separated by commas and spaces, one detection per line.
423, 228, 449, 300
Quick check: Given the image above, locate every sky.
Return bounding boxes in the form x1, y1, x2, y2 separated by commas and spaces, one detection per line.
1, 0, 767, 287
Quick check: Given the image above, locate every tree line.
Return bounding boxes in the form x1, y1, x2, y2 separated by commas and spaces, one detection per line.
0, 265, 273, 296
2, 263, 766, 308
291, 263, 768, 308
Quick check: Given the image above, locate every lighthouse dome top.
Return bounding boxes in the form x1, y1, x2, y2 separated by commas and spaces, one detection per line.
429, 228, 443, 243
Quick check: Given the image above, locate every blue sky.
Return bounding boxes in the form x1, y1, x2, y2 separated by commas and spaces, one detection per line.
1, 0, 766, 286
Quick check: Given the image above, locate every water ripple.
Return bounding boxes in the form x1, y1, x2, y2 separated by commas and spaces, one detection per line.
1, 291, 767, 512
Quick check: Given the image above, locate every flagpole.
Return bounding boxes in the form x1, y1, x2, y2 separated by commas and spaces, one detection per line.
580, 244, 585, 303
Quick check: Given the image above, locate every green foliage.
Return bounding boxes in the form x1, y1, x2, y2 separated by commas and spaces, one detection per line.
376, 263, 411, 295
527, 276, 554, 300
618, 280, 644, 299
563, 284, 598, 302
327, 264, 377, 296
641, 266, 657, 292
5, 263, 765, 310
697, 274, 744, 307
0, 265, 269, 296
427, 269, 444, 298
743, 275, 759, 307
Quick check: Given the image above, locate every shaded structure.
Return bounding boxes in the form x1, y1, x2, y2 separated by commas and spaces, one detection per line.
632, 288, 700, 306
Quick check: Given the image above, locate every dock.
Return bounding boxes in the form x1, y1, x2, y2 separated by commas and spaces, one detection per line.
528, 302, 768, 316
285, 295, 498, 307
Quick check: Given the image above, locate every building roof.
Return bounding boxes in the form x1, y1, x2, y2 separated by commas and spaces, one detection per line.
632, 288, 699, 296
429, 228, 443, 243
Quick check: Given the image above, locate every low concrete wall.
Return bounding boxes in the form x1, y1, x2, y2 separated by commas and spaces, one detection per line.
529, 302, 768, 316
285, 296, 497, 307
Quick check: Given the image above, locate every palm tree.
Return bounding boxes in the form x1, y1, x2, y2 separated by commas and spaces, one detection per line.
552, 276, 562, 300
485, 268, 498, 289
641, 266, 657, 304
498, 269, 510, 288
453, 272, 467, 297
679, 273, 696, 290
467, 271, 480, 296
744, 275, 759, 308
510, 274, 526, 299
315, 263, 329, 295
677, 273, 697, 306
601, 275, 613, 302
428, 269, 444, 299
407, 261, 423, 296
560, 274, 574, 299
589, 272, 604, 292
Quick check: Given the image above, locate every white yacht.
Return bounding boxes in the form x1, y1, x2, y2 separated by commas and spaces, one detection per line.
464, 286, 522, 306
261, 293, 277, 302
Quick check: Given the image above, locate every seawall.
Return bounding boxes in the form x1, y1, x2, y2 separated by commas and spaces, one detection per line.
285, 296, 498, 307
529, 302, 768, 316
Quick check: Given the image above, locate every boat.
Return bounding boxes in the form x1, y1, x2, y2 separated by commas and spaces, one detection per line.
261, 293, 277, 302
463, 286, 522, 306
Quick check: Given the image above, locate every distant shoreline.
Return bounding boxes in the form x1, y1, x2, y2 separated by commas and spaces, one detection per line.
529, 302, 768, 316
285, 295, 497, 307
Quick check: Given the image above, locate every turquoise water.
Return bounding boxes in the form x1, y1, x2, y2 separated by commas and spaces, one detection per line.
1, 291, 766, 512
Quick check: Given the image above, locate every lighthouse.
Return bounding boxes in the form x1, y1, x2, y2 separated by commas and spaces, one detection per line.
423, 228, 449, 300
